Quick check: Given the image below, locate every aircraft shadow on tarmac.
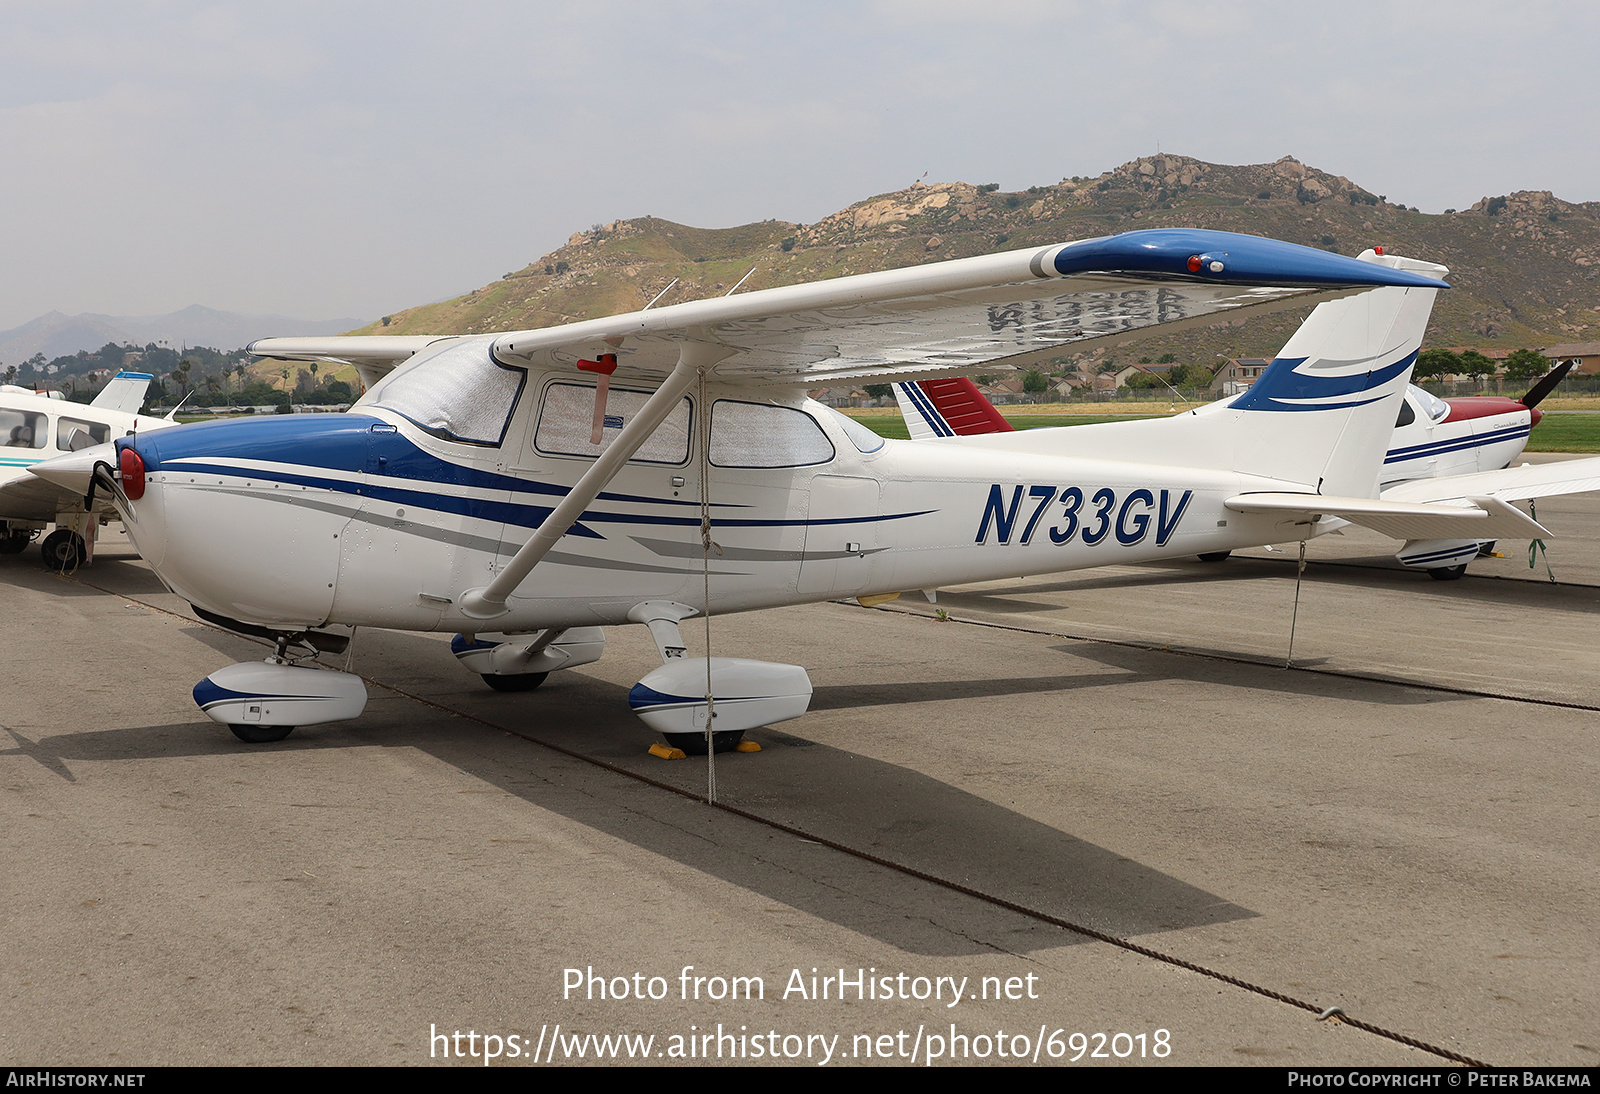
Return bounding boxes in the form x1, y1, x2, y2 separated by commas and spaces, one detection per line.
945, 555, 1600, 617
0, 548, 171, 597
5, 623, 1258, 957
1051, 642, 1473, 707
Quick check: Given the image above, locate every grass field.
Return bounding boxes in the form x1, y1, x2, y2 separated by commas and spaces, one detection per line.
846, 408, 1600, 452
1523, 412, 1600, 453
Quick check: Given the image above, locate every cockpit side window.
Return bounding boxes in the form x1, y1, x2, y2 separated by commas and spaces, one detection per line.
533, 381, 692, 465
1395, 399, 1416, 428
710, 400, 836, 468
826, 406, 887, 453
362, 338, 526, 446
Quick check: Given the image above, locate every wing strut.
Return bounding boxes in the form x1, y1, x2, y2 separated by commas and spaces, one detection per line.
458, 339, 732, 619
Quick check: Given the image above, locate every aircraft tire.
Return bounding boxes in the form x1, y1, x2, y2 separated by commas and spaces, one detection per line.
40, 529, 86, 571
481, 672, 549, 692
0, 529, 31, 554
1477, 541, 1497, 557
1427, 564, 1469, 581
229, 724, 295, 743
664, 730, 746, 756
1196, 551, 1232, 563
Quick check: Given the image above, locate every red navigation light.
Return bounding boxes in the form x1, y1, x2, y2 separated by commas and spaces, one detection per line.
1187, 255, 1202, 272
1374, 246, 1385, 255
119, 446, 146, 500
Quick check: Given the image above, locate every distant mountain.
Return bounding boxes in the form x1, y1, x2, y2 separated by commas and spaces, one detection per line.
359, 153, 1600, 366
0, 305, 367, 364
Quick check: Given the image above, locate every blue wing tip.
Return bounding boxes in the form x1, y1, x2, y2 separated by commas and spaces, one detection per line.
1055, 228, 1449, 290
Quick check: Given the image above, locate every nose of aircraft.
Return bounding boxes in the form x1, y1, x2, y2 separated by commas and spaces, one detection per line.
28, 440, 116, 496
79, 414, 373, 628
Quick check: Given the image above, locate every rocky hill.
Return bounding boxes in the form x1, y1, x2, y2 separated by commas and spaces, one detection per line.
358, 155, 1600, 370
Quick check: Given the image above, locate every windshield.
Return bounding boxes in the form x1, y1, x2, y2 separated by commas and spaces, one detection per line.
1408, 383, 1450, 423
825, 405, 886, 453
361, 338, 525, 446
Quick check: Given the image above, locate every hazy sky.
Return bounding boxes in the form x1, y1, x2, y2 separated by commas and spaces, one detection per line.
2, 1, 1596, 331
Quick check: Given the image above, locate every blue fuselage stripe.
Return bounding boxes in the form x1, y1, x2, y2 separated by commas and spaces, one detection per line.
898, 382, 953, 437
156, 459, 932, 534
1384, 423, 1529, 464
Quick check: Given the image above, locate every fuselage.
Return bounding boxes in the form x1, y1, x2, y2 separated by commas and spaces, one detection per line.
1, 390, 177, 522
1380, 386, 1536, 489
113, 369, 1308, 633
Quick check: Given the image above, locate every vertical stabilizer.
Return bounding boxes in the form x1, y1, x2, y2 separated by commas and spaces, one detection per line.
90, 371, 154, 416
1226, 252, 1446, 497
892, 377, 1013, 440
950, 251, 1448, 501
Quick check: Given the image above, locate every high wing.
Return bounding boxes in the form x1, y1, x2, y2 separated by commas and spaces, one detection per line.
239, 229, 1449, 622
249, 229, 1447, 389
246, 335, 464, 391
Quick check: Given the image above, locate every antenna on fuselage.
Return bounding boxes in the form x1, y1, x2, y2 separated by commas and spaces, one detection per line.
724, 268, 757, 296
165, 390, 192, 421
1133, 364, 1191, 408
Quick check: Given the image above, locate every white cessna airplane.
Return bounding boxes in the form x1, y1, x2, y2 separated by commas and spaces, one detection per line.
1, 371, 180, 568
34, 229, 1585, 749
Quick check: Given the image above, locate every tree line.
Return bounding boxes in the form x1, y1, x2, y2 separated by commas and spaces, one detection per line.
1, 341, 354, 408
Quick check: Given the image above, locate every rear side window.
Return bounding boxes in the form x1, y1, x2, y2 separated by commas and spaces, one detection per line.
534, 382, 692, 465
710, 401, 835, 468
57, 417, 110, 451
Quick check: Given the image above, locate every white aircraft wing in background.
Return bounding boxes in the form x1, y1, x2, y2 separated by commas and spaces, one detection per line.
246, 335, 464, 392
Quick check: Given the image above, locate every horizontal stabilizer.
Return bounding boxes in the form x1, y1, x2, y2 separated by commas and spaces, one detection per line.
1225, 491, 1547, 541
1382, 457, 1600, 507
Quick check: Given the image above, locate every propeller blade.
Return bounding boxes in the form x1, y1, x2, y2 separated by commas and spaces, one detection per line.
1520, 359, 1574, 408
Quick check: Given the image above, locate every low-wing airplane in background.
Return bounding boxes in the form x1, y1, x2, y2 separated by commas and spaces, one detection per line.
1, 372, 181, 568
39, 228, 1584, 749
893, 358, 1582, 579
